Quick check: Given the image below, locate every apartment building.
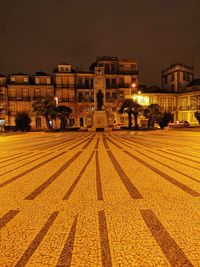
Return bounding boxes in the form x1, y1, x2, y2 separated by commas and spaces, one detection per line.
0, 58, 199, 130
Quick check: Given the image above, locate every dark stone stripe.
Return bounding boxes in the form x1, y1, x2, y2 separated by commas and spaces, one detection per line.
56, 216, 78, 267
0, 152, 45, 169
103, 138, 110, 149
122, 136, 154, 148
124, 150, 200, 197
0, 152, 52, 177
106, 137, 123, 149
98, 210, 112, 267
15, 211, 59, 267
38, 137, 75, 151
0, 151, 66, 189
0, 152, 23, 160
112, 135, 151, 149
94, 137, 100, 150
0, 152, 32, 164
110, 135, 133, 149
159, 149, 200, 164
69, 137, 92, 150
81, 137, 94, 149
25, 151, 82, 200
140, 209, 193, 267
96, 151, 104, 200
0, 210, 19, 229
146, 149, 200, 171
103, 139, 143, 199
137, 150, 200, 184
62, 151, 95, 200
167, 149, 200, 160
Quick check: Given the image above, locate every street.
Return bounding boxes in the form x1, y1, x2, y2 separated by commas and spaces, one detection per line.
0, 130, 200, 266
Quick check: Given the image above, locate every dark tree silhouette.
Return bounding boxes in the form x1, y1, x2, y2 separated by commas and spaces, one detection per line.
32, 98, 56, 129
194, 111, 200, 124
15, 111, 31, 131
120, 99, 142, 129
56, 105, 72, 130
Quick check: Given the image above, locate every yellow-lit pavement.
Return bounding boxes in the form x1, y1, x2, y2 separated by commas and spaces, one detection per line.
0, 131, 200, 266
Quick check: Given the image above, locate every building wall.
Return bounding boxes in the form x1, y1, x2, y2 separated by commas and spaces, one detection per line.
1, 59, 200, 130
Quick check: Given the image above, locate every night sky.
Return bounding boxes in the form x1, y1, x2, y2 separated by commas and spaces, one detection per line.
0, 0, 200, 86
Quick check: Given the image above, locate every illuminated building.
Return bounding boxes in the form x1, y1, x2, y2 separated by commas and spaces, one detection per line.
0, 59, 200, 130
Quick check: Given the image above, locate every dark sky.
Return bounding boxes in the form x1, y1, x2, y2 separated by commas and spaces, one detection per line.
0, 0, 200, 86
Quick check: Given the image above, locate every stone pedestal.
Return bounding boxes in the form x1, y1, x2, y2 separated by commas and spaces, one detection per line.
88, 111, 112, 131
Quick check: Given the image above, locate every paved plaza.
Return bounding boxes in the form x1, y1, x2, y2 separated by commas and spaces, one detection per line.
0, 130, 200, 266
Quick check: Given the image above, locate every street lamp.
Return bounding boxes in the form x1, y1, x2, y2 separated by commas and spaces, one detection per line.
54, 97, 58, 107
130, 83, 136, 96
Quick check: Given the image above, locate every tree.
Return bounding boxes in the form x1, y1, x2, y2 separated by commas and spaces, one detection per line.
194, 111, 200, 124
119, 99, 142, 129
56, 105, 72, 130
157, 112, 173, 129
15, 111, 31, 131
143, 104, 162, 128
32, 98, 56, 129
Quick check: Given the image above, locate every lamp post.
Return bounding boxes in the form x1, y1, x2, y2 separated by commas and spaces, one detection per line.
54, 97, 58, 107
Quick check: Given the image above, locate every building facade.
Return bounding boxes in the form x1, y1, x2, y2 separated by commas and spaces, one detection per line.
0, 58, 200, 130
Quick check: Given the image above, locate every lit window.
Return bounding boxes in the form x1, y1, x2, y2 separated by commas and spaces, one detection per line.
35, 78, 40, 84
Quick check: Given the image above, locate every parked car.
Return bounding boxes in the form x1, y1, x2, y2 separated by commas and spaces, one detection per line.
168, 121, 190, 128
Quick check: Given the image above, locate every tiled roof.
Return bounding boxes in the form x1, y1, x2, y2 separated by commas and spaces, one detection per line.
34, 71, 50, 76
10, 72, 29, 76
186, 79, 200, 87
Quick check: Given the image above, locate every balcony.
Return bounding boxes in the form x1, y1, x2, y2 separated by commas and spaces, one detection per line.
179, 106, 199, 111
75, 84, 93, 89
8, 97, 30, 101
60, 98, 75, 103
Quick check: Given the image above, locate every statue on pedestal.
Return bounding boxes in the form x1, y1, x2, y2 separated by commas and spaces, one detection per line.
96, 90, 104, 110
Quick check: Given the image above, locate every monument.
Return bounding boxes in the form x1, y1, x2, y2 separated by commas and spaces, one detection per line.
88, 67, 113, 131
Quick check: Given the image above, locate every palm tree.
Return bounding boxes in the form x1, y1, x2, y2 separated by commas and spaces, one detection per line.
120, 99, 142, 129
56, 105, 72, 130
143, 104, 161, 128
32, 98, 56, 129
194, 111, 200, 124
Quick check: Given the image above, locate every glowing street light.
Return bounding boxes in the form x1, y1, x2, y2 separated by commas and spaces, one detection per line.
54, 97, 58, 107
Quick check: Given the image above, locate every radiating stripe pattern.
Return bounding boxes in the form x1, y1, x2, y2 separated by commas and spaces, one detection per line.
0, 132, 199, 266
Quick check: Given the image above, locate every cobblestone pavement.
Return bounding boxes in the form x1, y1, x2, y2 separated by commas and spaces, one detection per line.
0, 130, 200, 267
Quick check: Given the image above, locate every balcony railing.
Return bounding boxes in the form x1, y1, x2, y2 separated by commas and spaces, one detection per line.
75, 84, 93, 89
8, 97, 31, 101
60, 98, 75, 103
179, 105, 199, 110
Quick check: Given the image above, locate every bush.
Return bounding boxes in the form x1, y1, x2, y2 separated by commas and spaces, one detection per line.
15, 112, 31, 131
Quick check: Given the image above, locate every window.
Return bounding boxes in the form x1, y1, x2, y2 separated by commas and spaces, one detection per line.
24, 77, 29, 83
112, 92, 117, 100
168, 98, 174, 108
35, 78, 40, 84
106, 92, 110, 101
105, 64, 109, 73
85, 78, 89, 88
22, 89, 29, 97
159, 98, 165, 108
11, 77, 15, 83
34, 89, 41, 97
106, 79, 110, 88
46, 89, 53, 97
78, 78, 83, 87
111, 79, 116, 88
22, 104, 29, 111
78, 92, 83, 102
9, 89, 16, 97
47, 78, 51, 84
171, 73, 174, 81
